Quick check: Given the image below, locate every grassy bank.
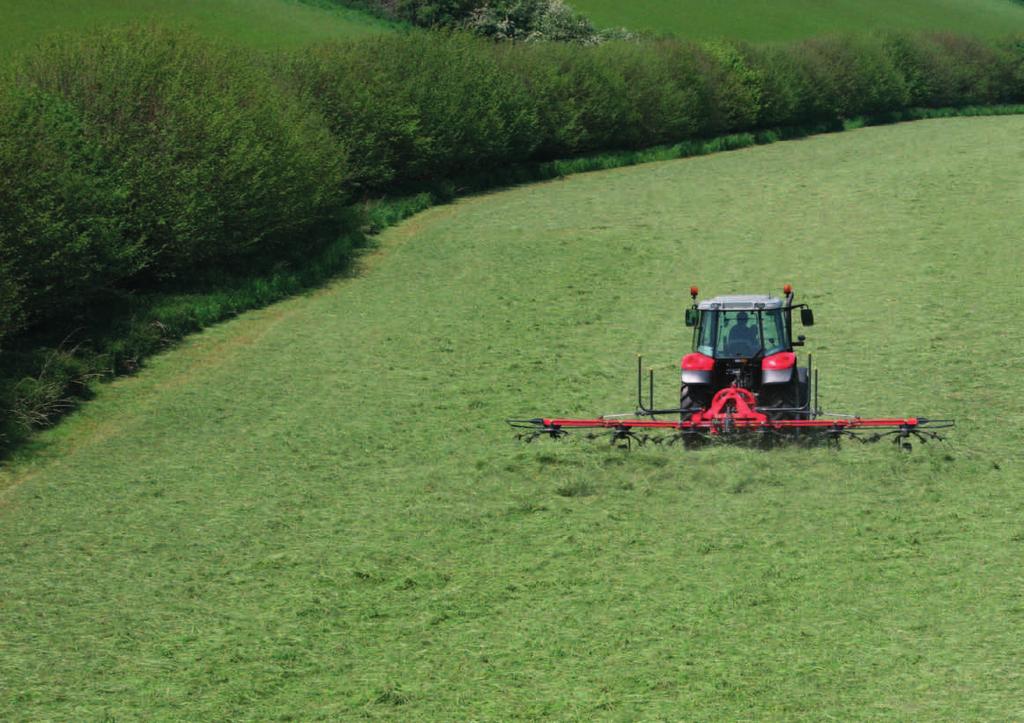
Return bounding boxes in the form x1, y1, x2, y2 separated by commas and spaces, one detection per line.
0, 0, 397, 53
2, 117, 1022, 718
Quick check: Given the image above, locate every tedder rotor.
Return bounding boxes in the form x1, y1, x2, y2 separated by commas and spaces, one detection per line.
508, 284, 953, 450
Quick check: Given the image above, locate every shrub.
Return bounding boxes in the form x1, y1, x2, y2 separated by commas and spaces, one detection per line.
885, 32, 1017, 107
0, 85, 133, 338
739, 43, 807, 127
381, 32, 538, 179
294, 32, 539, 189
1008, 35, 1024, 98
528, 0, 603, 43
371, 0, 612, 42
498, 41, 618, 156
698, 40, 764, 133
788, 35, 909, 120
380, 0, 479, 27
289, 39, 423, 192
466, 0, 599, 43
593, 40, 702, 147
14, 26, 350, 278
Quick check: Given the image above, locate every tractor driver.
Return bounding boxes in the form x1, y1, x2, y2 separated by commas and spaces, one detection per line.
726, 311, 759, 356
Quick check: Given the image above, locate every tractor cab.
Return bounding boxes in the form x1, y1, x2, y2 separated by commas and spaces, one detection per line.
692, 295, 789, 359
684, 286, 814, 361
681, 285, 815, 410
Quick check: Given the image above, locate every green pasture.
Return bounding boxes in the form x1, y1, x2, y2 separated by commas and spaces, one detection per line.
0, 0, 395, 53
3, 117, 1024, 719
575, 0, 1024, 40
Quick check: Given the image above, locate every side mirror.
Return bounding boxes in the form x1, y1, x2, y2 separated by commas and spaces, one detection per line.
685, 308, 698, 327
800, 308, 815, 326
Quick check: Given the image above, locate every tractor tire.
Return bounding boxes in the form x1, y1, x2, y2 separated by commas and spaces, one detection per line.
680, 384, 710, 420
679, 384, 710, 449
761, 368, 809, 421
795, 367, 810, 419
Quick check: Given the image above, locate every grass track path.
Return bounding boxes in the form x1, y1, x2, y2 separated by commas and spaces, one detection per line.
2, 117, 1024, 719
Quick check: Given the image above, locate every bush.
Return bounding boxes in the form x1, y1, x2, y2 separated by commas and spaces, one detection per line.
594, 40, 703, 147
1008, 35, 1024, 98
498, 41, 621, 156
697, 40, 764, 133
739, 43, 807, 127
289, 40, 423, 191
293, 32, 538, 190
14, 26, 350, 278
787, 35, 909, 121
885, 32, 1017, 107
370, 0, 612, 43
380, 0, 479, 27
466, 0, 599, 43
0, 85, 132, 338
5, 26, 1022, 348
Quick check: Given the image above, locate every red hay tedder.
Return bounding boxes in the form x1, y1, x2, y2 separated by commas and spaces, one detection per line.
508, 284, 953, 450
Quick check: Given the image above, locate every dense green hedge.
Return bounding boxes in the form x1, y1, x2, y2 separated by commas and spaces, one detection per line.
0, 25, 1022, 442
1, 28, 349, 322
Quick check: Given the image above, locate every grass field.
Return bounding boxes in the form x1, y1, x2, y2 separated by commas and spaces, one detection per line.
0, 0, 396, 53
574, 0, 1024, 40
2, 117, 1024, 719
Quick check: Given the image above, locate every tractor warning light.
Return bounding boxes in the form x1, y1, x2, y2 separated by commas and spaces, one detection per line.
783, 283, 793, 294
690, 286, 699, 298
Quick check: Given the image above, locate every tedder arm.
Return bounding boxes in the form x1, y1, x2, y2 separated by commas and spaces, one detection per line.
507, 411, 954, 449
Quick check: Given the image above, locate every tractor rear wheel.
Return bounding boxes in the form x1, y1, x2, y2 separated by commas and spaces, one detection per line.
761, 369, 809, 421
680, 385, 710, 420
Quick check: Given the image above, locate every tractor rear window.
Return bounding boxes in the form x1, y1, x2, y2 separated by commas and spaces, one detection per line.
720, 311, 760, 356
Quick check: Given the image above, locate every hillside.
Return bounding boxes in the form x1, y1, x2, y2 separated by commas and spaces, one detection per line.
574, 0, 1024, 41
0, 0, 396, 53
2, 117, 1022, 719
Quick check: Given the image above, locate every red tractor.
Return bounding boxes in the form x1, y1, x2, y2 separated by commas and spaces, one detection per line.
680, 284, 814, 421
509, 284, 952, 449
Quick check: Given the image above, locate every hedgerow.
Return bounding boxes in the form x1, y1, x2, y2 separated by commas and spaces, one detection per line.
0, 25, 1023, 447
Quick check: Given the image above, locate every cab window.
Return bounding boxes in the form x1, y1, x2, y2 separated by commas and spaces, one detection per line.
761, 309, 788, 355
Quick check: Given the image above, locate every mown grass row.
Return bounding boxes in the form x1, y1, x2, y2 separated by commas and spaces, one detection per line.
0, 25, 1022, 449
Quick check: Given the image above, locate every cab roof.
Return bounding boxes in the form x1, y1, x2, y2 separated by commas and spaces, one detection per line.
696, 295, 784, 311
